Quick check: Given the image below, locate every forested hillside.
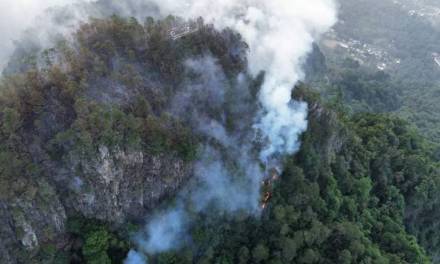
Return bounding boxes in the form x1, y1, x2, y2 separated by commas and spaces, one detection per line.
307, 53, 440, 148
1, 13, 440, 264
140, 87, 440, 264
314, 0, 440, 145
0, 16, 246, 263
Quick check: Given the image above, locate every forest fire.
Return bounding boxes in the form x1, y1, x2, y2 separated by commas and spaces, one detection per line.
261, 192, 272, 209
260, 168, 280, 209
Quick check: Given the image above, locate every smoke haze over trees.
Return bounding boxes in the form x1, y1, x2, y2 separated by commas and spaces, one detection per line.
1, 0, 440, 264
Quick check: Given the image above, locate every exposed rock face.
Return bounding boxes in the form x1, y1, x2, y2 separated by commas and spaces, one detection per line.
293, 85, 344, 161
62, 146, 191, 224
0, 15, 246, 263
0, 202, 20, 264
0, 178, 67, 263
0, 147, 191, 263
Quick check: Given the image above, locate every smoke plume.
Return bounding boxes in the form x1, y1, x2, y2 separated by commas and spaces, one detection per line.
125, 1, 337, 263
0, 0, 337, 263
128, 55, 266, 263
0, 0, 99, 72
151, 0, 337, 161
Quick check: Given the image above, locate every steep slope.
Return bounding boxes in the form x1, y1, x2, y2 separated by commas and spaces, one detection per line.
1, 13, 440, 264
0, 16, 247, 263
144, 86, 435, 264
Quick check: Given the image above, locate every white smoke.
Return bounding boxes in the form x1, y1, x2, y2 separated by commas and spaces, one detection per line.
190, 146, 263, 213
172, 56, 264, 214
0, 0, 97, 72
0, 1, 337, 263
125, 1, 337, 263
126, 56, 266, 264
124, 250, 147, 264
151, 0, 337, 162
136, 204, 188, 254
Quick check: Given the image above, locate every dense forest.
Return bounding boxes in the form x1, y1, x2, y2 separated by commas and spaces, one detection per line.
1, 11, 440, 264
131, 86, 440, 264
308, 54, 440, 146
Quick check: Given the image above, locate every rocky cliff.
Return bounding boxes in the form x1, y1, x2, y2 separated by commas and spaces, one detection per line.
0, 15, 247, 263
0, 146, 191, 263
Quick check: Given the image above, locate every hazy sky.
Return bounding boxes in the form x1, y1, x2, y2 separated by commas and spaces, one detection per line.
0, 0, 92, 70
